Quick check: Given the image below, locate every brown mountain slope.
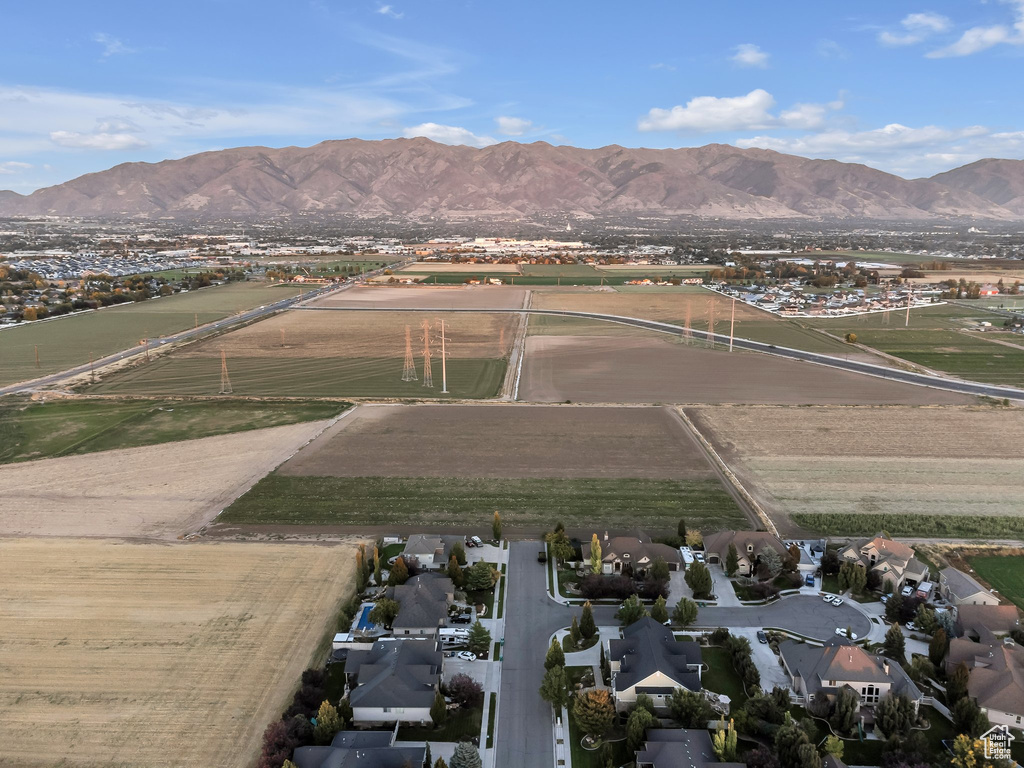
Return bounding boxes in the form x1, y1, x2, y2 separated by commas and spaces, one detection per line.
930, 158, 1024, 216
0, 138, 1017, 220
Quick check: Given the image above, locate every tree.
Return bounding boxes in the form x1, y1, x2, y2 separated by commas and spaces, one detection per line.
545, 637, 566, 670
952, 697, 989, 738
465, 560, 498, 592
650, 557, 670, 582
373, 546, 382, 586
590, 534, 603, 574
368, 598, 399, 629
774, 714, 813, 768
627, 706, 657, 752
821, 549, 840, 576
635, 693, 655, 715
829, 687, 859, 735
546, 530, 574, 564
745, 745, 781, 768
600, 643, 611, 685
915, 604, 938, 636
467, 621, 491, 657
847, 562, 867, 594
908, 655, 936, 685
685, 562, 713, 599
759, 546, 783, 579
678, 518, 688, 541
355, 547, 368, 593
569, 616, 582, 648
580, 601, 597, 640
449, 741, 482, 768
452, 540, 467, 566
823, 735, 845, 760
387, 556, 409, 586
947, 662, 971, 705
785, 543, 801, 572
573, 689, 615, 739
492, 511, 502, 541
929, 628, 948, 667
359, 543, 371, 584
313, 700, 341, 745
845, 332, 858, 344
448, 673, 484, 708
539, 664, 570, 710
672, 597, 698, 628
430, 688, 447, 726
878, 693, 917, 739
883, 622, 906, 661
447, 555, 465, 587
712, 717, 739, 761
725, 543, 739, 577
668, 687, 713, 727
434, 759, 448, 768
616, 594, 647, 626
336, 697, 352, 727
650, 595, 669, 624
885, 594, 905, 623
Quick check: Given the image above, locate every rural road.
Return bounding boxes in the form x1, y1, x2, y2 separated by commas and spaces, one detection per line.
292, 305, 1024, 402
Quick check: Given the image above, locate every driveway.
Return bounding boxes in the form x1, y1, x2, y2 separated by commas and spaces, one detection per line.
710, 566, 741, 607
732, 628, 789, 690
696, 595, 872, 641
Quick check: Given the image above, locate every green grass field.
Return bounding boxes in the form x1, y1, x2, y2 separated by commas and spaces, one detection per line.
220, 476, 747, 530
792, 513, 1024, 539
90, 357, 506, 399
0, 282, 311, 388
966, 554, 1024, 611
0, 398, 345, 463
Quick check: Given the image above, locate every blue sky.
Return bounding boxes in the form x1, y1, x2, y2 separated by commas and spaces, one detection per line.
2, 0, 1024, 192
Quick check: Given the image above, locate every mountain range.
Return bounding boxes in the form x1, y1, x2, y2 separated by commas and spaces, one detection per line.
1, 138, 1023, 221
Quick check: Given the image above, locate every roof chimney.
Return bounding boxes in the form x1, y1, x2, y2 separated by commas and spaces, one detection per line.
883, 661, 890, 676
604, 531, 609, 542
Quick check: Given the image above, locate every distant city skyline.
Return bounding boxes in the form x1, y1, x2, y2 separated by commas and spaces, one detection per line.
2, 0, 1023, 192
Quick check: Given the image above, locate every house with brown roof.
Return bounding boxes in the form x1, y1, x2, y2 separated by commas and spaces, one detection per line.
780, 638, 923, 714
939, 567, 1000, 607
703, 530, 788, 577
582, 534, 681, 577
946, 628, 1024, 731
838, 535, 929, 591
956, 604, 1022, 639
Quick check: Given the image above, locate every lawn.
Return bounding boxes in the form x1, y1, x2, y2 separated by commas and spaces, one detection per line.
0, 281, 308, 387
90, 356, 507, 399
396, 705, 482, 742
219, 476, 748, 531
701, 645, 749, 708
0, 397, 345, 464
965, 554, 1024, 610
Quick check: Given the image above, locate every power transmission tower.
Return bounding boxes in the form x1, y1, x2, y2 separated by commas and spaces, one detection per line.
219, 350, 233, 394
706, 300, 716, 347
437, 319, 450, 394
402, 325, 417, 381
421, 319, 433, 388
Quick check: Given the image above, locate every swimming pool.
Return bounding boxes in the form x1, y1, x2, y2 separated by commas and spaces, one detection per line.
356, 605, 374, 631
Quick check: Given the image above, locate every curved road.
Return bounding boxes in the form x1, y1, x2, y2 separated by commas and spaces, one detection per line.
293, 305, 1024, 402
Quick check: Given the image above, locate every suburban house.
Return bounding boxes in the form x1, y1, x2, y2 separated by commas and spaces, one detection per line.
780, 638, 923, 714
387, 572, 454, 636
346, 639, 443, 726
582, 534, 682, 576
608, 617, 702, 713
946, 628, 1024, 731
635, 729, 745, 768
403, 534, 462, 570
939, 567, 1000, 607
956, 604, 1021, 639
292, 730, 427, 768
703, 530, 788, 577
838, 535, 929, 591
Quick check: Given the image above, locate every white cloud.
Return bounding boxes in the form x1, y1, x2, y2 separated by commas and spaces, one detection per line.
926, 0, 1024, 57
402, 123, 497, 147
377, 5, 404, 19
731, 43, 769, 68
816, 39, 848, 59
495, 116, 533, 136
639, 89, 844, 134
650, 62, 677, 71
0, 161, 32, 174
878, 12, 951, 46
93, 32, 135, 57
50, 130, 149, 150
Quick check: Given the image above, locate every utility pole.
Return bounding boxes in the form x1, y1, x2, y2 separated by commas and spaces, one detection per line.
905, 286, 912, 327
438, 319, 449, 394
683, 302, 692, 344
219, 350, 233, 394
34, 345, 40, 369
706, 300, 716, 348
194, 312, 198, 330
729, 297, 736, 352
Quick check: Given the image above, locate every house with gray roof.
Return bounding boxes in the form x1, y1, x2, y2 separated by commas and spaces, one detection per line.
635, 729, 745, 768
609, 617, 702, 713
946, 627, 1024, 731
292, 731, 426, 768
346, 639, 442, 726
939, 567, 1000, 607
780, 638, 923, 715
387, 572, 454, 636
403, 534, 462, 571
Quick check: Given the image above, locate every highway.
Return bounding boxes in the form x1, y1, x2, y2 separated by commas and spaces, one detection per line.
292, 305, 1024, 402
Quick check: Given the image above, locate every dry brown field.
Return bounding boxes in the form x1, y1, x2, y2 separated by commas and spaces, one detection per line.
531, 287, 762, 324
519, 335, 970, 405
312, 284, 529, 309
0, 420, 333, 538
396, 262, 522, 273
0, 538, 357, 768
279, 403, 715, 479
906, 270, 1024, 286
689, 405, 1024, 527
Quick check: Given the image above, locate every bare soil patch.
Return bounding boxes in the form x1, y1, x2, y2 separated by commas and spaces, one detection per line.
279, 404, 715, 479
0, 538, 356, 768
312, 284, 528, 309
519, 335, 970, 405
532, 287, 763, 324
0, 419, 333, 539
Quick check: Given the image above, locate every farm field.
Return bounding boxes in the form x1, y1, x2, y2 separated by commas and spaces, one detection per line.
0, 418, 334, 538
0, 538, 357, 768
688, 405, 1024, 536
397, 262, 523, 273
0, 397, 346, 464
312, 284, 528, 309
220, 404, 748, 533
965, 554, 1024, 611
519, 334, 968, 405
0, 281, 308, 387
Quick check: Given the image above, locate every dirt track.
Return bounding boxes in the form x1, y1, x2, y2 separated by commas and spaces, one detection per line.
518, 335, 972, 405
0, 419, 333, 539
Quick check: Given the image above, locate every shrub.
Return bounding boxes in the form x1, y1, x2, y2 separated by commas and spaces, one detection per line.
579, 574, 636, 600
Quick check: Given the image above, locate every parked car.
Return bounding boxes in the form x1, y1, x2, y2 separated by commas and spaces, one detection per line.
450, 615, 472, 625
835, 627, 858, 640
832, 597, 845, 607
906, 622, 918, 632
901, 585, 914, 597
757, 630, 768, 644
457, 651, 477, 661
694, 551, 706, 563
804, 573, 815, 587
823, 594, 837, 604
537, 550, 547, 563
465, 538, 476, 548
470, 536, 484, 548
880, 594, 890, 604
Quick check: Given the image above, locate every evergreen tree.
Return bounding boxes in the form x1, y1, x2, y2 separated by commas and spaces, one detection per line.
430, 688, 447, 726
725, 544, 739, 577
467, 621, 491, 656
946, 662, 971, 705
883, 622, 906, 661
387, 556, 410, 586
336, 697, 352, 726
677, 518, 687, 541
712, 717, 739, 761
368, 597, 399, 629
829, 687, 859, 735
492, 511, 502, 541
355, 548, 368, 592
823, 735, 844, 759
539, 665, 570, 710
668, 687, 713, 727
425, 742, 431, 767
452, 540, 467, 565
650, 595, 668, 624
464, 560, 498, 592
373, 546, 382, 586
590, 533, 603, 574
599, 643, 611, 685
579, 601, 597, 640
447, 555, 465, 587
685, 562, 713, 599
930, 628, 948, 667
313, 700, 341, 745
616, 594, 647, 626
569, 616, 582, 649
449, 741, 482, 768
626, 706, 657, 752
573, 689, 616, 739
774, 714, 812, 768
545, 637, 566, 670
650, 557, 670, 582
875, 693, 915, 738
546, 529, 574, 564
433, 759, 448, 768
672, 597, 698, 628
952, 697, 989, 738
635, 693, 655, 715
